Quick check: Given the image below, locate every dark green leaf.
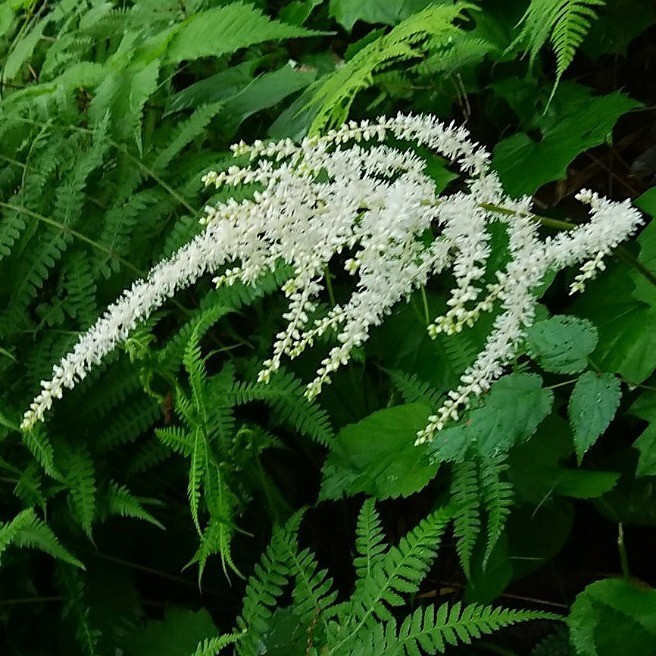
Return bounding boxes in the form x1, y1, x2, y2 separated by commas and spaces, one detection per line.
319, 403, 438, 500
493, 85, 641, 197
571, 264, 656, 384
569, 579, 656, 656
629, 391, 656, 477
124, 608, 219, 656
429, 373, 553, 463
569, 372, 621, 463
329, 0, 436, 31
525, 315, 598, 374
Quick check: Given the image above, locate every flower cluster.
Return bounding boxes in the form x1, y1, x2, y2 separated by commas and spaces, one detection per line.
21, 114, 643, 444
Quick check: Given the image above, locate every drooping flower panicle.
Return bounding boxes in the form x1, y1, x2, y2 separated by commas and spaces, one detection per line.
21, 114, 643, 444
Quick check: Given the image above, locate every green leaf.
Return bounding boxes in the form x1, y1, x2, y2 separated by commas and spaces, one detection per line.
3, 15, 48, 80
279, 0, 323, 26
165, 60, 258, 115
583, 0, 656, 56
525, 315, 598, 374
571, 263, 656, 384
628, 391, 656, 477
329, 0, 436, 31
166, 3, 324, 64
218, 63, 317, 139
427, 373, 553, 462
124, 608, 219, 656
568, 579, 656, 656
319, 403, 438, 500
551, 468, 619, 499
493, 85, 641, 197
635, 187, 656, 273
569, 372, 621, 463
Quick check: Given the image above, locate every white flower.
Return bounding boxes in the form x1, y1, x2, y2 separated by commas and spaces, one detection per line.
21, 114, 644, 443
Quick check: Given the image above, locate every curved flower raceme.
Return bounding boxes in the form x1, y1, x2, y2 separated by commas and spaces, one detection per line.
21, 114, 643, 444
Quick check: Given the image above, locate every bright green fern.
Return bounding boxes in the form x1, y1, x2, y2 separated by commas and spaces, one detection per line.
512, 0, 605, 103
220, 499, 557, 656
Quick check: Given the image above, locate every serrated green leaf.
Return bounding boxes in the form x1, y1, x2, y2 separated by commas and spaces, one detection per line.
319, 403, 438, 500
525, 315, 598, 374
569, 579, 656, 656
166, 3, 325, 64
426, 373, 553, 463
569, 372, 621, 463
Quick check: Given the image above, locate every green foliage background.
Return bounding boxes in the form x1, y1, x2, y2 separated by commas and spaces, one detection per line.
0, 0, 655, 654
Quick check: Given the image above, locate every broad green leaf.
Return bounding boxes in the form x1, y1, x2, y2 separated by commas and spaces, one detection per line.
124, 608, 219, 656
165, 60, 259, 115
493, 85, 641, 197
218, 64, 318, 139
319, 403, 438, 500
583, 0, 656, 56
569, 372, 621, 463
427, 373, 553, 463
508, 415, 617, 502
595, 473, 656, 526
551, 468, 619, 499
569, 579, 656, 656
634, 187, 656, 275
629, 391, 656, 477
329, 0, 436, 31
525, 315, 597, 374
571, 263, 656, 384
166, 3, 324, 63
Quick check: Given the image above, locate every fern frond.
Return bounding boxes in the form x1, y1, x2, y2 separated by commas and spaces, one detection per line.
512, 0, 605, 102
0, 508, 83, 568
188, 426, 208, 534
451, 460, 481, 578
0, 204, 26, 260
308, 3, 474, 133
165, 3, 322, 64
193, 465, 242, 581
386, 369, 442, 407
22, 424, 60, 480
57, 564, 100, 656
190, 633, 244, 656
350, 506, 451, 627
479, 456, 514, 568
64, 254, 98, 327
14, 463, 47, 511
155, 425, 193, 456
95, 395, 161, 452
153, 101, 225, 171
101, 481, 164, 529
439, 330, 479, 378
235, 512, 304, 655
127, 439, 173, 474
229, 370, 334, 445
398, 602, 558, 655
288, 545, 338, 623
63, 447, 97, 540
354, 498, 388, 581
